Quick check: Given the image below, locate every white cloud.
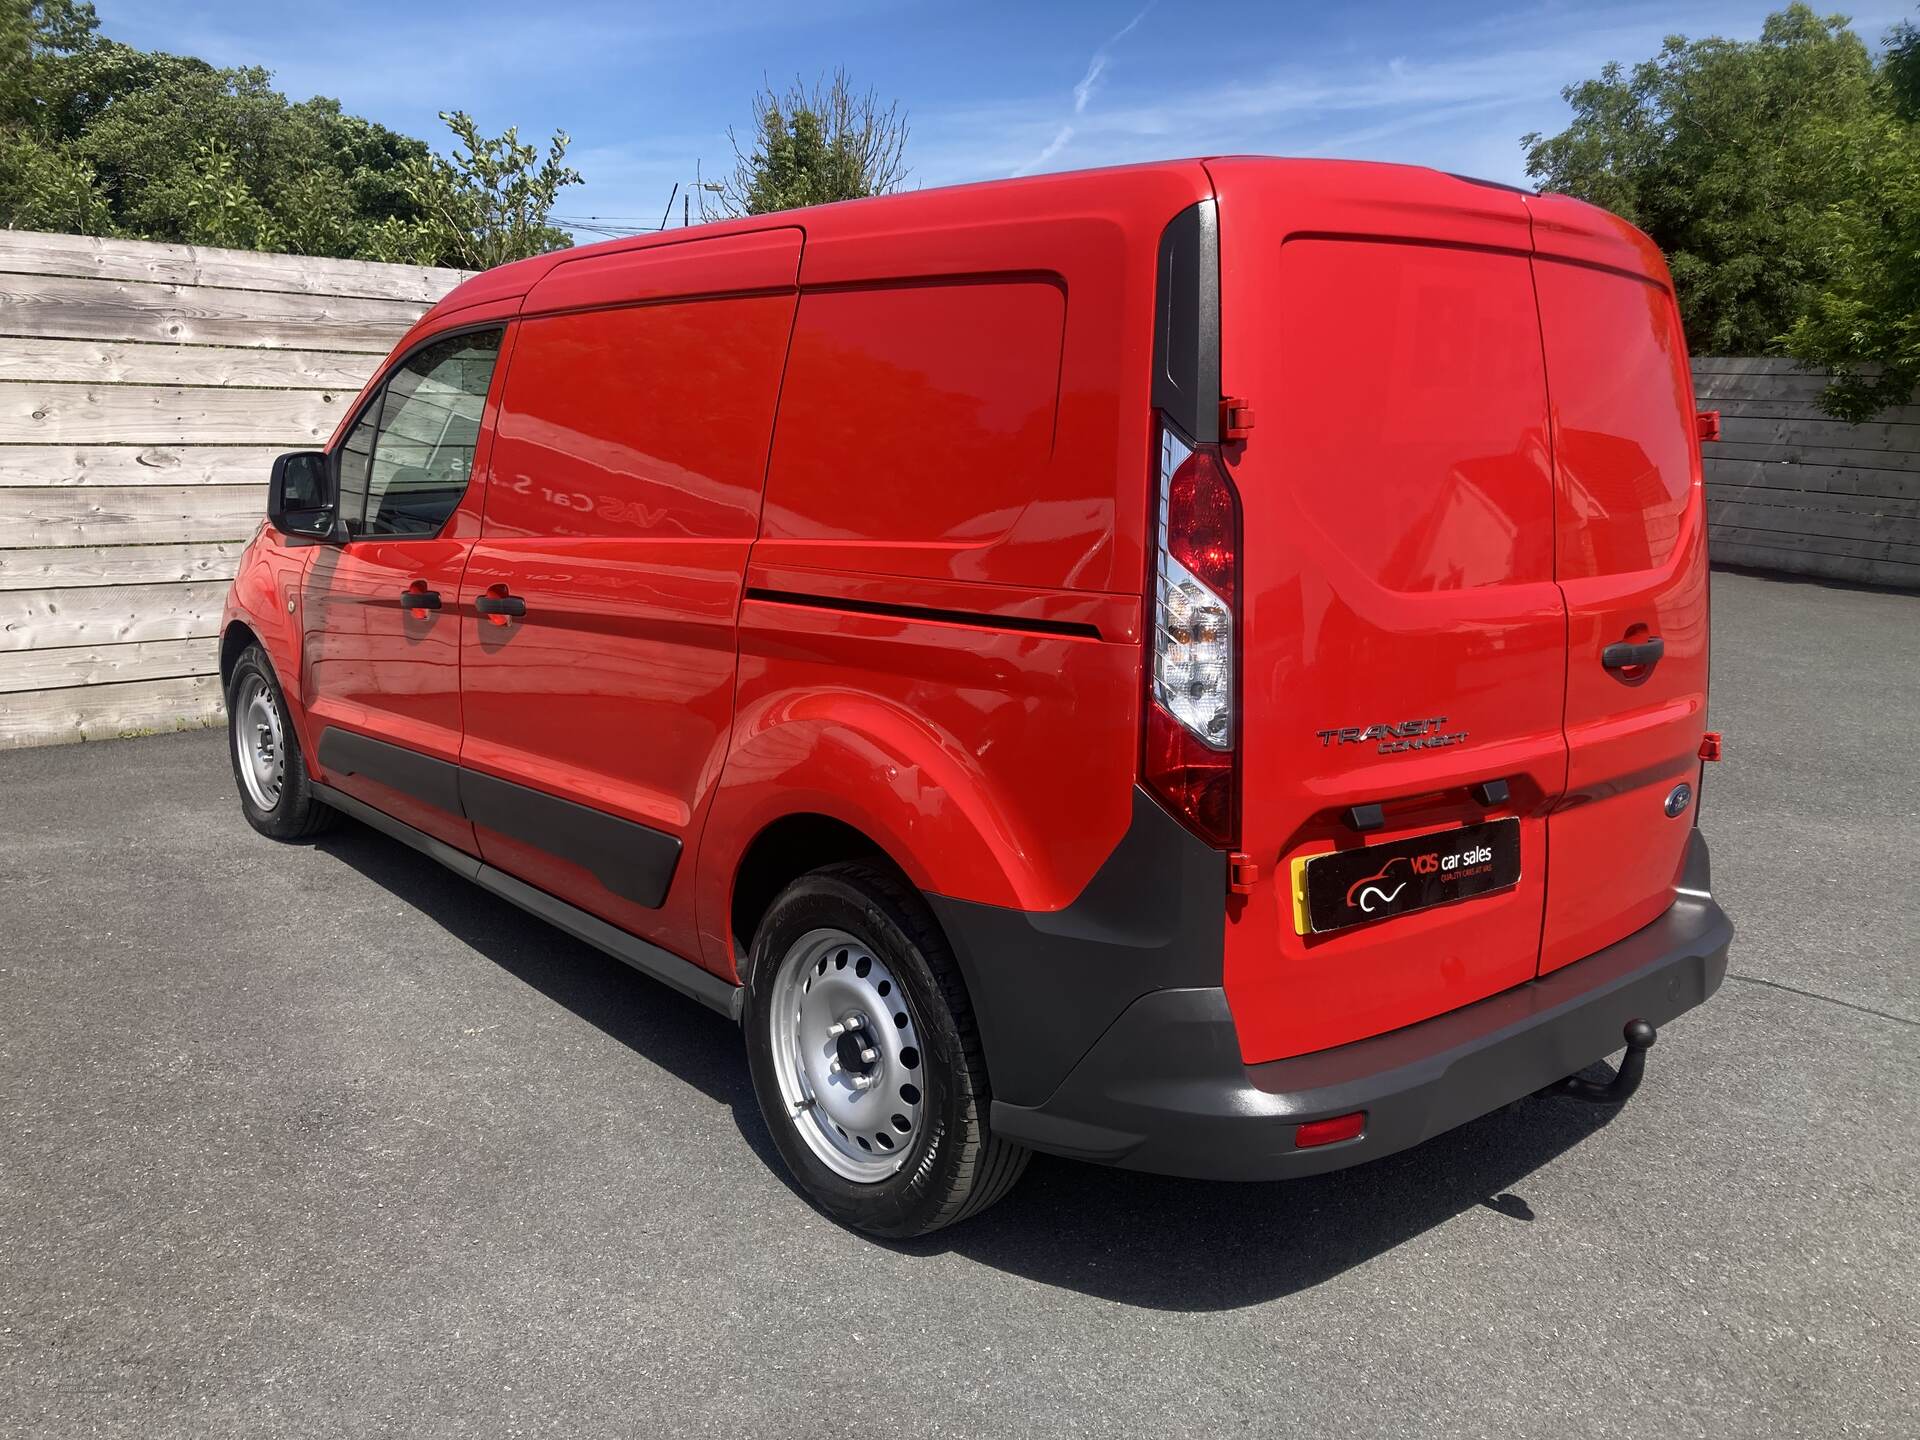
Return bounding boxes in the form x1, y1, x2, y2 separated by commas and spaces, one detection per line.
1015, 2, 1156, 177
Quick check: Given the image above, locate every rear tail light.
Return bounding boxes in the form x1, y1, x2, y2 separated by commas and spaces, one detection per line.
1144, 422, 1240, 848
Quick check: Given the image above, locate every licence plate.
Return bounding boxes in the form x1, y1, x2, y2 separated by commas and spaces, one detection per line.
1293, 818, 1521, 935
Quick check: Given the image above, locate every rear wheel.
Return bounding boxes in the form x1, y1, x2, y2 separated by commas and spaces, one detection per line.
226, 645, 333, 840
743, 862, 1028, 1237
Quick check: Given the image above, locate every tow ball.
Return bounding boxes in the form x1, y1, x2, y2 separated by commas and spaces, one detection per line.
1542, 1019, 1657, 1104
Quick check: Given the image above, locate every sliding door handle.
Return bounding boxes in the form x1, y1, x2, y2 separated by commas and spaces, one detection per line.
474, 591, 527, 624
401, 582, 442, 614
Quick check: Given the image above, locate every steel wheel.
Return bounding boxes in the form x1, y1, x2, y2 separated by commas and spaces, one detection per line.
767, 926, 926, 1183
233, 672, 285, 812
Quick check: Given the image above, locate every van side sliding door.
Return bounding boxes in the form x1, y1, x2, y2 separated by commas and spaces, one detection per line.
455, 230, 803, 966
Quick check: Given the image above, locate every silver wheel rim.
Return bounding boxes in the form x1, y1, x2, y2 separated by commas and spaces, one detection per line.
768, 927, 926, 1183
233, 674, 285, 811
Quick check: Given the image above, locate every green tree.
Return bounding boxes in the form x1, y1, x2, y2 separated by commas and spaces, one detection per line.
719, 70, 908, 216
1524, 5, 1881, 360
388, 111, 581, 270
1779, 20, 1920, 419
0, 2, 582, 269
0, 0, 111, 232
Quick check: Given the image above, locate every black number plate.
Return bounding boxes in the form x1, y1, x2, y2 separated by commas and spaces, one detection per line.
1299, 818, 1521, 935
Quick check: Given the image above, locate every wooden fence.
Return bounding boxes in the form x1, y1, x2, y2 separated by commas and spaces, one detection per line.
0, 231, 463, 748
1697, 356, 1919, 590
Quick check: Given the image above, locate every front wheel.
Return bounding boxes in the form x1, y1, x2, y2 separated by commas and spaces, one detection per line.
226, 644, 333, 840
743, 862, 1029, 1237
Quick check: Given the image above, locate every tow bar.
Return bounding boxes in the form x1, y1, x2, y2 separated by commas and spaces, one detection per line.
1544, 1019, 1657, 1104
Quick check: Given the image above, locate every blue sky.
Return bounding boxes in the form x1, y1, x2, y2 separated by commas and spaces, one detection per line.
94, 0, 1915, 238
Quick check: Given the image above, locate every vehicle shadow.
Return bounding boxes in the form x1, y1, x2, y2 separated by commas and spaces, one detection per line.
314, 817, 1629, 1313
311, 820, 779, 1166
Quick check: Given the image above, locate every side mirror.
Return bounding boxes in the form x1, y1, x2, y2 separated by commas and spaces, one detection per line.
267, 451, 343, 541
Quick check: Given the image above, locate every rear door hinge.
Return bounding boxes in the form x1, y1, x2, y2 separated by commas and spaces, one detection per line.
1695, 409, 1721, 443
1221, 397, 1255, 442
1229, 851, 1260, 895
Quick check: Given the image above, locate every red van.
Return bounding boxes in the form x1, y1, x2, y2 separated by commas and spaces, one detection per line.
220, 158, 1732, 1236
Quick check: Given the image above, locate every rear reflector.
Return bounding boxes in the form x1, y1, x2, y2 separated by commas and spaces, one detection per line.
1294, 1111, 1367, 1149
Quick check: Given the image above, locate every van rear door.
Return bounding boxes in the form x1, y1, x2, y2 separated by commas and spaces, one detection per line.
1205, 160, 1569, 1064
1526, 195, 1711, 973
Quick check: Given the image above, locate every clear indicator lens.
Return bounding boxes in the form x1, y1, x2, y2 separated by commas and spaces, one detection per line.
1152, 429, 1234, 753
1154, 557, 1233, 749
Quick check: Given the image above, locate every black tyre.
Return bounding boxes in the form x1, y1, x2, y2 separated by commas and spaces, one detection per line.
743, 861, 1029, 1237
226, 644, 334, 840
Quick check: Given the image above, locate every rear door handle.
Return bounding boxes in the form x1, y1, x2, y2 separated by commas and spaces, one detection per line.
474, 593, 527, 619
401, 583, 442, 612
1602, 637, 1664, 671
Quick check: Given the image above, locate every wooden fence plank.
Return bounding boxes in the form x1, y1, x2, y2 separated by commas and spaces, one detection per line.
0, 636, 216, 693
1708, 497, 1920, 543
1704, 395, 1920, 428
1706, 485, 1920, 521
1703, 457, 1920, 500
0, 673, 223, 748
1696, 370, 1844, 403
1718, 413, 1920, 454
1706, 440, 1920, 474
0, 485, 262, 546
1690, 357, 1807, 377
1, 581, 229, 652
0, 273, 427, 350
0, 541, 244, 590
1710, 522, 1920, 564
0, 337, 381, 389
0, 381, 348, 446
0, 445, 285, 487
0, 231, 466, 304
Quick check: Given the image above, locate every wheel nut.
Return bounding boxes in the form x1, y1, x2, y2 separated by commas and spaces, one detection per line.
843, 1012, 867, 1030
859, 1047, 878, 1063
852, 1074, 875, 1090
829, 1058, 841, 1073
826, 1021, 846, 1037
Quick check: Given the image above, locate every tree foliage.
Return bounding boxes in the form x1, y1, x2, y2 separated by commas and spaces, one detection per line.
0, 0, 581, 268
386, 112, 581, 270
1778, 20, 1920, 419
1523, 4, 1919, 418
719, 70, 909, 217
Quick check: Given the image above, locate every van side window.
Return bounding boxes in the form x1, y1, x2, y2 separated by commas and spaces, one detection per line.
336, 398, 381, 532
350, 327, 503, 538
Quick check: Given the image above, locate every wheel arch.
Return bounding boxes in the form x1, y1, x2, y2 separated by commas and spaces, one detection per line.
724, 811, 920, 977
219, 620, 260, 687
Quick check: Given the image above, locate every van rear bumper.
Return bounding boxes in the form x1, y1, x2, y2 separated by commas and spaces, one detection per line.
987, 831, 1731, 1181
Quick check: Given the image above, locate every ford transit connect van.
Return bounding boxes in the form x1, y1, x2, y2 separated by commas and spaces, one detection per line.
221, 158, 1732, 1236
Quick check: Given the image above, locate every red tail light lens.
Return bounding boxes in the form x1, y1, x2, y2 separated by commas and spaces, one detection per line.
1144, 423, 1241, 848
1295, 1111, 1367, 1148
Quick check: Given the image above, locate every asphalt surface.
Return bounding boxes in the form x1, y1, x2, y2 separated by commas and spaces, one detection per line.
2, 569, 1915, 1439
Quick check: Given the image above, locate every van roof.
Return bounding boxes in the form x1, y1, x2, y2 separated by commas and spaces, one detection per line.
421, 156, 1663, 324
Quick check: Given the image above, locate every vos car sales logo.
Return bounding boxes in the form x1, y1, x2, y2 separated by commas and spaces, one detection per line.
1344, 839, 1497, 915
1300, 818, 1520, 935
1316, 716, 1469, 755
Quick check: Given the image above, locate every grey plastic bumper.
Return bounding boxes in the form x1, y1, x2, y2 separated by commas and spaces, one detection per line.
990, 831, 1732, 1181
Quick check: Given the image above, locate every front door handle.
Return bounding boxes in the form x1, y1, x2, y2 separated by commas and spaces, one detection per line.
1602, 637, 1664, 671
474, 591, 527, 624
402, 582, 442, 614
